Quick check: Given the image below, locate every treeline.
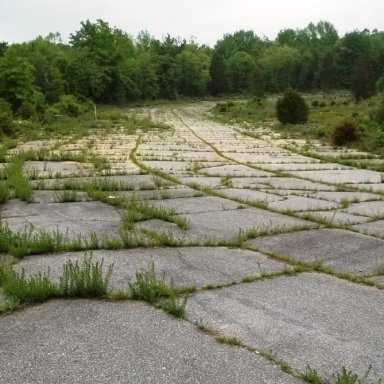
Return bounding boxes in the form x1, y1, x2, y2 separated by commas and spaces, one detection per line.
1, 19, 384, 115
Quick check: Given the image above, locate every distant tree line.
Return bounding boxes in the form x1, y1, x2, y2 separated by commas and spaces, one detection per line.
0, 19, 384, 115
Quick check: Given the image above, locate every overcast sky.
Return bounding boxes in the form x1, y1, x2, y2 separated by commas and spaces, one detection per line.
1, 0, 383, 46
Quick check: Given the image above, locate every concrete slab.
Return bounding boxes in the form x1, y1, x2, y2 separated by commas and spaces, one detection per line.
142, 161, 191, 171
345, 201, 384, 217
248, 229, 384, 275
0, 199, 121, 240
218, 188, 284, 203
0, 300, 301, 384
145, 196, 241, 214
268, 195, 338, 211
296, 210, 369, 225
121, 187, 201, 201
145, 208, 315, 242
186, 273, 384, 381
199, 164, 273, 177
179, 176, 223, 188
291, 169, 382, 184
353, 220, 384, 238
233, 177, 335, 191
310, 191, 382, 203
261, 162, 351, 171
15, 247, 288, 290
32, 190, 89, 203
354, 183, 384, 193
23, 161, 91, 177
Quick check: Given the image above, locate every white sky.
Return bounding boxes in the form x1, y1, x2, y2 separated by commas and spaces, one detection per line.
1, 0, 383, 46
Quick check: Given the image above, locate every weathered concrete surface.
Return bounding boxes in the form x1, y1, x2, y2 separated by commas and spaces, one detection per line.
23, 161, 91, 176
218, 188, 284, 202
248, 229, 384, 275
0, 199, 121, 240
199, 164, 273, 177
146, 196, 241, 214
345, 201, 384, 217
296, 210, 369, 225
291, 169, 383, 184
310, 191, 382, 203
353, 219, 384, 238
139, 208, 315, 242
0, 300, 302, 384
186, 273, 384, 382
15, 247, 288, 290
232, 177, 335, 191
267, 195, 338, 211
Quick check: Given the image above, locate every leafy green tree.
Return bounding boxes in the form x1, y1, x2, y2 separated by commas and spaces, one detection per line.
69, 19, 135, 103
175, 44, 211, 96
0, 53, 44, 111
260, 45, 300, 91
227, 51, 256, 93
319, 51, 338, 91
351, 56, 376, 101
276, 88, 309, 124
208, 52, 229, 96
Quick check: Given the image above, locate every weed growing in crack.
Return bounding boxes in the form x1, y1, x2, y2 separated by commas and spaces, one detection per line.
59, 254, 113, 298
215, 334, 243, 346
54, 190, 83, 203
128, 262, 173, 303
128, 262, 187, 318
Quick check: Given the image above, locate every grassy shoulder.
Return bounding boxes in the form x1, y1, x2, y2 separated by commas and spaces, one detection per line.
210, 93, 384, 156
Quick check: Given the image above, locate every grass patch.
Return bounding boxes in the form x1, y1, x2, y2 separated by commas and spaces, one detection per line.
0, 254, 114, 311
0, 264, 57, 305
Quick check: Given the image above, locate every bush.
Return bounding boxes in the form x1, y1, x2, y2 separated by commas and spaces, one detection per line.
52, 95, 83, 117
331, 120, 361, 146
377, 76, 384, 93
17, 101, 38, 120
276, 89, 309, 124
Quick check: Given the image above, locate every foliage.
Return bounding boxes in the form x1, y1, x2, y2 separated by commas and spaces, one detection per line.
0, 98, 15, 136
276, 88, 309, 124
1, 20, 384, 105
331, 119, 361, 146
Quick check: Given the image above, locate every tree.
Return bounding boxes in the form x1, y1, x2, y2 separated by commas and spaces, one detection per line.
276, 89, 309, 124
208, 52, 229, 96
69, 19, 135, 103
0, 53, 44, 112
175, 44, 211, 96
319, 51, 338, 91
351, 56, 376, 101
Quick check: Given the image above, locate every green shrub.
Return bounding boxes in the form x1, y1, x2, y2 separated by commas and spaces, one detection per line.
311, 100, 319, 107
17, 101, 38, 120
276, 89, 309, 124
331, 120, 361, 146
52, 95, 83, 117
